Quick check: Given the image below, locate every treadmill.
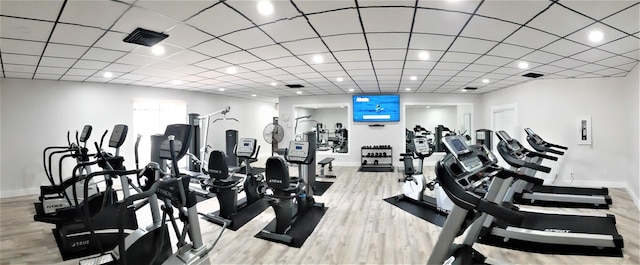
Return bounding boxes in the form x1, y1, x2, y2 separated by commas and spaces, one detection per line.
495, 130, 611, 208
442, 136, 624, 257
523, 127, 569, 155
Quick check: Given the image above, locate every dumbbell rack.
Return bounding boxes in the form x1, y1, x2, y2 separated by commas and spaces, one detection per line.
359, 145, 394, 172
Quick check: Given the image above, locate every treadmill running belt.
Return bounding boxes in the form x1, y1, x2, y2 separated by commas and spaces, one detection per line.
477, 235, 623, 257
532, 185, 609, 196
501, 212, 619, 235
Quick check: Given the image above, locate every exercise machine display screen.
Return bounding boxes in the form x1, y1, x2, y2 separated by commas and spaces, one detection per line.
524, 128, 535, 136
288, 141, 310, 162
496, 130, 512, 142
443, 136, 483, 172
236, 138, 257, 157
413, 138, 430, 154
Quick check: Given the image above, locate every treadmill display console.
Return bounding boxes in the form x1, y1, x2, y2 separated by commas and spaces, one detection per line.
524, 128, 544, 144
236, 138, 257, 157
497, 131, 521, 151
443, 136, 483, 172
413, 138, 431, 154
287, 141, 310, 162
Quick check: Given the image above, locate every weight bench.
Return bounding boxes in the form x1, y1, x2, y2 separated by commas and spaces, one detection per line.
317, 157, 336, 178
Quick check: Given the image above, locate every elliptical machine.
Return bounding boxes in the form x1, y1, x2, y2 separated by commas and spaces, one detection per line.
201, 138, 270, 230
256, 133, 326, 246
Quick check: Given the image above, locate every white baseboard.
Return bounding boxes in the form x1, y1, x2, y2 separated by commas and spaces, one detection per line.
625, 186, 640, 210
0, 187, 39, 198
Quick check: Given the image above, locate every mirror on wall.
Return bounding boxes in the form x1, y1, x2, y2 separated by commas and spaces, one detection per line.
294, 105, 349, 155
405, 104, 473, 153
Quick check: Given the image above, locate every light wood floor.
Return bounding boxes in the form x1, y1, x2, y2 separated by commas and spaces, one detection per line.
1, 166, 639, 264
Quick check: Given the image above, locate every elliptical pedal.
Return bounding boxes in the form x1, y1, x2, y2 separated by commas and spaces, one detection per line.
79, 253, 115, 265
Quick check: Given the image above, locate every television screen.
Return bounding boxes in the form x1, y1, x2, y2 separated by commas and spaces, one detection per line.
352, 94, 400, 122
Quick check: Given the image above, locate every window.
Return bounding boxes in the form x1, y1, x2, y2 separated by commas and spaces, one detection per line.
132, 99, 187, 167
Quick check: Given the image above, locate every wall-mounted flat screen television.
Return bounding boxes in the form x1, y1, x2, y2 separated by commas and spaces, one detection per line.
352, 94, 400, 122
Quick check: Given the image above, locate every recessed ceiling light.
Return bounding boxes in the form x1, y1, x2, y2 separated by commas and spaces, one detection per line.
482, 79, 490, 83
103, 72, 113, 78
348, 88, 354, 92
341, 106, 345, 108
172, 80, 181, 85
151, 45, 165, 56
418, 51, 430, 60
257, 0, 274, 16
518, 61, 529, 69
252, 94, 257, 97
312, 54, 324, 64
410, 76, 417, 81
218, 88, 225, 91
336, 77, 344, 82
405, 87, 411, 91
314, 107, 318, 109
270, 82, 277, 86
296, 91, 302, 94
226, 67, 237, 74
588, 30, 604, 43
427, 106, 431, 109
461, 89, 468, 93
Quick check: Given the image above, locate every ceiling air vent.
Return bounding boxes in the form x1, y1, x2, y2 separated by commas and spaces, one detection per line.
522, 72, 544, 78
285, 84, 305, 88
123, 28, 168, 47
464, 87, 478, 90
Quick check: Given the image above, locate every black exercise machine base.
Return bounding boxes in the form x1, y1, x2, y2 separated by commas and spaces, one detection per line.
254, 206, 327, 248
383, 196, 448, 227
478, 235, 623, 257
313, 181, 334, 196
358, 166, 394, 172
200, 199, 270, 231
52, 228, 102, 261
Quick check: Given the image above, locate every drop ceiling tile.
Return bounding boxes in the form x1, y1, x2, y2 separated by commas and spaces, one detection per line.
4, 72, 32, 79
561, 1, 637, 21
227, 0, 300, 25
306, 9, 362, 36
461, 16, 521, 42
241, 61, 275, 71
270, 57, 306, 68
436, 62, 469, 71
3, 64, 36, 73
260, 17, 317, 43
310, 63, 343, 72
601, 4, 640, 35
531, 64, 567, 74
164, 50, 209, 65
550, 57, 587, 69
60, 1, 128, 29
294, 0, 355, 14
474, 55, 515, 66
440, 52, 481, 63
94, 31, 136, 52
66, 68, 97, 76
247, 45, 292, 60
82, 48, 126, 62
366, 33, 409, 49
218, 51, 261, 64
50, 24, 105, 46
118, 73, 149, 81
623, 49, 639, 60
195, 58, 231, 70
146, 60, 186, 71
116, 53, 159, 66
595, 55, 637, 67
566, 23, 627, 47
195, 70, 225, 79
342, 61, 374, 70
413, 9, 472, 35
360, 7, 413, 33
410, 33, 456, 52
323, 34, 368, 51
130, 43, 182, 59
140, 76, 171, 83
281, 38, 327, 54
477, 1, 550, 24
503, 27, 560, 50
280, 65, 315, 74
42, 43, 88, 58
570, 48, 617, 63
368, 50, 406, 61
0, 17, 54, 41
34, 73, 62, 80
174, 65, 208, 75
541, 39, 590, 57
0, 0, 63, 20
164, 25, 213, 49
130, 81, 155, 86
220, 27, 276, 50
520, 50, 563, 64
39, 56, 76, 67
464, 64, 499, 72
430, 69, 458, 77
487, 43, 535, 59
74, 60, 110, 70
527, 5, 594, 37
192, 39, 240, 58
374, 61, 404, 70
491, 66, 526, 75
4, 40, 43, 58
187, 4, 254, 37
555, 69, 586, 77
449, 37, 497, 54
456, 71, 485, 78
403, 60, 436, 70
348, 69, 376, 76
35, 66, 67, 75
598, 36, 640, 55
332, 50, 370, 62
573, 63, 609, 73
135, 0, 213, 22
614, 62, 639, 71
575, 73, 606, 78
595, 67, 627, 76
108, 79, 136, 85
112, 6, 179, 34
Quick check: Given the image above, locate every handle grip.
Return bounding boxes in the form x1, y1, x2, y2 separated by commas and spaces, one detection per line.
549, 143, 568, 150
547, 149, 564, 155
501, 168, 545, 185
477, 200, 524, 226
524, 162, 551, 173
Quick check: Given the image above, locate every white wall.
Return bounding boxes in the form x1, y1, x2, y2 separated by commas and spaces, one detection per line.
0, 78, 276, 197
405, 106, 457, 133
279, 93, 483, 166
481, 72, 638, 192
623, 64, 639, 207
456, 104, 473, 134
